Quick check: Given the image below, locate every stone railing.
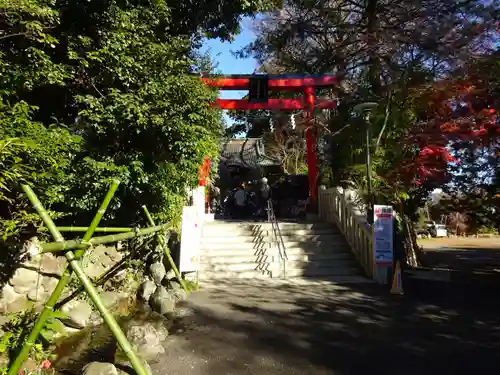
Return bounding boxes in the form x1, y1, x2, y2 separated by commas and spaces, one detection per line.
318, 187, 374, 279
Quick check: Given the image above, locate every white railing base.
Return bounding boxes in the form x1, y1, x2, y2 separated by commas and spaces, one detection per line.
319, 187, 375, 279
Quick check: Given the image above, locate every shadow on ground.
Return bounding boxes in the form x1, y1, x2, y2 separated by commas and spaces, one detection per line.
274, 221, 362, 279
421, 246, 500, 272
154, 279, 500, 375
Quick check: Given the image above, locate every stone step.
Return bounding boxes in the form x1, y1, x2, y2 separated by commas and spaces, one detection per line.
201, 229, 344, 242
200, 259, 358, 274
276, 233, 343, 241
201, 228, 340, 239
199, 261, 274, 273
199, 244, 352, 257
200, 251, 352, 265
284, 266, 361, 278
200, 241, 271, 251
201, 222, 336, 235
197, 274, 372, 284
287, 275, 373, 284
201, 228, 264, 237
201, 235, 267, 243
203, 221, 333, 229
198, 270, 273, 279
196, 220, 363, 281
275, 227, 340, 236
200, 233, 342, 243
198, 265, 361, 280
199, 248, 272, 258
200, 254, 274, 264
286, 258, 357, 270
280, 240, 348, 252
201, 223, 261, 231
269, 224, 340, 234
282, 251, 353, 261
272, 223, 336, 231
200, 238, 346, 251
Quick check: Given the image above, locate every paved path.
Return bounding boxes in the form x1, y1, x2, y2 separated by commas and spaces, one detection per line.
150, 278, 500, 375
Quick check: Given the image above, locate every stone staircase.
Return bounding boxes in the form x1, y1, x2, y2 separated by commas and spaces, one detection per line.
198, 221, 369, 282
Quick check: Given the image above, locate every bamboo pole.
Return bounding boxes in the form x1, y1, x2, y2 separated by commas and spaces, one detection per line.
9, 183, 149, 375
41, 224, 169, 253
142, 205, 189, 293
57, 226, 134, 233
9, 182, 120, 374
55, 256, 128, 310
55, 235, 156, 309
9, 182, 118, 374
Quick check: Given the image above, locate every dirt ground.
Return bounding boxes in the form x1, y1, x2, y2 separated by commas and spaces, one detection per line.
416, 236, 500, 273
417, 237, 500, 249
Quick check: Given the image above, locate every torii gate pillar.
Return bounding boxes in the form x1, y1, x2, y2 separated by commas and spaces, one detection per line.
304, 86, 318, 200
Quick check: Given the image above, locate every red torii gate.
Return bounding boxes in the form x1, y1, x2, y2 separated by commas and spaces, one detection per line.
201, 74, 338, 201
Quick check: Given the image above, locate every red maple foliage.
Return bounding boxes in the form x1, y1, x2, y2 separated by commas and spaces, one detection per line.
394, 76, 499, 187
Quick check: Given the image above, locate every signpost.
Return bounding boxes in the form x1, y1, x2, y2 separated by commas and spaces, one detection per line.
179, 205, 201, 273
373, 205, 394, 271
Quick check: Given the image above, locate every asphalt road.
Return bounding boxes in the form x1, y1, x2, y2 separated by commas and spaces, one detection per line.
150, 278, 500, 375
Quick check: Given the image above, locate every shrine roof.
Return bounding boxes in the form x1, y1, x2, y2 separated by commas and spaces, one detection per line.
220, 138, 281, 168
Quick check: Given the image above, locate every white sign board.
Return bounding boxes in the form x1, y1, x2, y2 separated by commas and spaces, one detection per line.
179, 205, 201, 272
372, 205, 394, 266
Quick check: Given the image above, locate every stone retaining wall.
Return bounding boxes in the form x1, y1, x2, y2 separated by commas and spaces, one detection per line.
0, 239, 132, 327
0, 235, 188, 325
0, 236, 193, 374
0, 235, 193, 374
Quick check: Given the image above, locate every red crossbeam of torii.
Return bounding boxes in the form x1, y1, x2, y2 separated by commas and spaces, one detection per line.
200, 74, 338, 201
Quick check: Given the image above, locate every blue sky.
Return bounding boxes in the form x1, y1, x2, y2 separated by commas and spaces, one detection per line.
200, 17, 257, 104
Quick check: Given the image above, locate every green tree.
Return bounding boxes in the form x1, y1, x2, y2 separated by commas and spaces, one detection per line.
235, 0, 498, 210
0, 0, 277, 241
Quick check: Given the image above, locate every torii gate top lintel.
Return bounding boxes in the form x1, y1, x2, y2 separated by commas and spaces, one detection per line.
202, 73, 339, 201
201, 73, 338, 90
201, 73, 338, 111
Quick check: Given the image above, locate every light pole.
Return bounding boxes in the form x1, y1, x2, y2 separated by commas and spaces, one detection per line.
354, 102, 378, 225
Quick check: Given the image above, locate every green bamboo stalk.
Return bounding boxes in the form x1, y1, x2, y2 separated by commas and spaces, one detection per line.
41, 223, 169, 253
10, 183, 149, 375
55, 234, 157, 309
142, 205, 189, 294
57, 226, 134, 233
9, 181, 120, 375
55, 256, 127, 309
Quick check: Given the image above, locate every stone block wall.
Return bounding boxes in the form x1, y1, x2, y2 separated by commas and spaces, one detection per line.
0, 239, 132, 328
0, 235, 195, 374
